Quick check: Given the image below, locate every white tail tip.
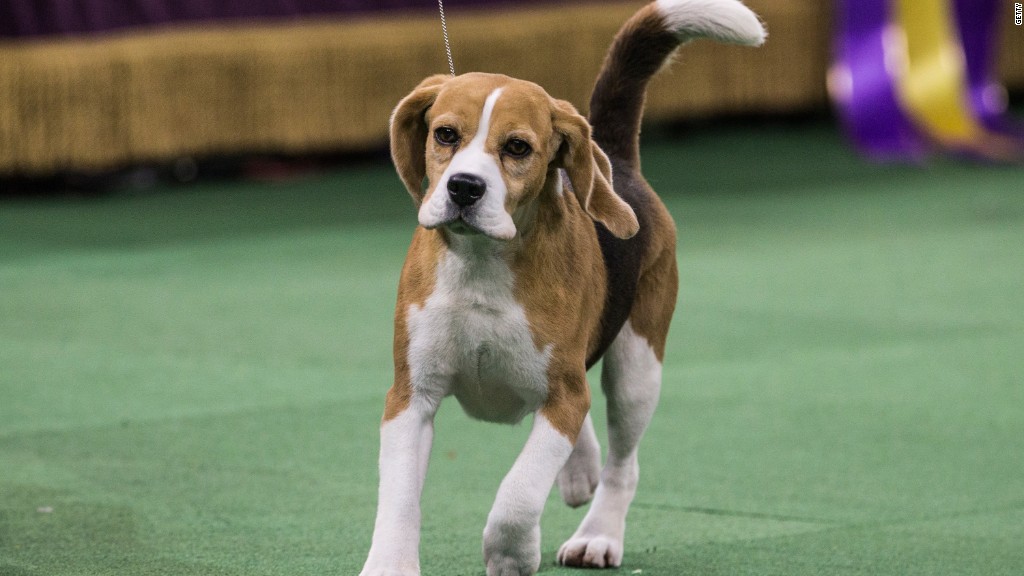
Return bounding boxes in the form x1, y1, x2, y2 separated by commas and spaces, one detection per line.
655, 0, 767, 46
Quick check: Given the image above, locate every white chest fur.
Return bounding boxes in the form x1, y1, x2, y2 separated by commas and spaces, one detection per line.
405, 244, 553, 424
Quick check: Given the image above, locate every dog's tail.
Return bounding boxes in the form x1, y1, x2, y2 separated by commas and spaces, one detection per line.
589, 0, 765, 167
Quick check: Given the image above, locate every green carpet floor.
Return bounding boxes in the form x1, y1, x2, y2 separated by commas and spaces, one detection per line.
2, 123, 1023, 575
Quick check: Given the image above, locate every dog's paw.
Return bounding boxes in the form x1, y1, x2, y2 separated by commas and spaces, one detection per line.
359, 561, 419, 576
359, 569, 419, 576
556, 427, 601, 508
556, 466, 599, 508
556, 535, 623, 569
483, 523, 541, 576
486, 553, 539, 576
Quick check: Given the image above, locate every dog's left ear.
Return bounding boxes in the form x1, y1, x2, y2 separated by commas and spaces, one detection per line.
390, 74, 450, 204
551, 99, 639, 239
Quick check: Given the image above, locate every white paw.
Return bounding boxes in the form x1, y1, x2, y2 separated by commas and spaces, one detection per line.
556, 421, 601, 508
556, 535, 624, 568
359, 567, 419, 576
485, 553, 539, 576
483, 523, 541, 576
556, 461, 600, 508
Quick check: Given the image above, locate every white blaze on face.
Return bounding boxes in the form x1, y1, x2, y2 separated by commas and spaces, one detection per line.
419, 88, 516, 240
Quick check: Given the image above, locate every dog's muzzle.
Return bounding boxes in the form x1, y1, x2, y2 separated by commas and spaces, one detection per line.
419, 169, 515, 241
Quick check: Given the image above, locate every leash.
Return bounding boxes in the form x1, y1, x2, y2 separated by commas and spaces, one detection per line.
438, 0, 456, 76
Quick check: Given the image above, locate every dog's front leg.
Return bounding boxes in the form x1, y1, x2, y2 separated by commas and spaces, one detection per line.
360, 393, 436, 576
483, 376, 588, 576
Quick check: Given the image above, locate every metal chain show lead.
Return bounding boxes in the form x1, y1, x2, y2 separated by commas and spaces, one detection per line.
438, 0, 456, 76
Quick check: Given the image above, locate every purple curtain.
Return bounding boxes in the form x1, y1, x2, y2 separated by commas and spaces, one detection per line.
0, 0, 559, 38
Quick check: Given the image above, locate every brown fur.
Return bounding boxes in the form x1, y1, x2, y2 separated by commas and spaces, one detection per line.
629, 244, 678, 362
626, 181, 679, 361
390, 74, 451, 203
382, 230, 444, 422
548, 99, 639, 239
510, 172, 609, 442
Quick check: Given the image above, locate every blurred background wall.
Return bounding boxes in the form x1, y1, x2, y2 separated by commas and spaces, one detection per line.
1, 0, 1022, 177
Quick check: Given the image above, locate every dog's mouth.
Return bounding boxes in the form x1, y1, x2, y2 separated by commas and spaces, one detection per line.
438, 212, 517, 241
419, 199, 516, 241
446, 216, 483, 236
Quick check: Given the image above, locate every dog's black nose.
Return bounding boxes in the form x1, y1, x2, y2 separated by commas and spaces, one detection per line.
447, 173, 486, 207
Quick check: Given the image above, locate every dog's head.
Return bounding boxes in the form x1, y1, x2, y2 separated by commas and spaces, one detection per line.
390, 72, 638, 241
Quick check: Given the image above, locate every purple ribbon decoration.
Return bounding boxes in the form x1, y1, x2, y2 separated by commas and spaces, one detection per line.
833, 0, 1024, 160
831, 0, 928, 161
953, 0, 1024, 138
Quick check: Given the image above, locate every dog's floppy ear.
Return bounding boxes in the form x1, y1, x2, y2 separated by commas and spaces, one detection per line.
390, 74, 450, 204
551, 99, 639, 239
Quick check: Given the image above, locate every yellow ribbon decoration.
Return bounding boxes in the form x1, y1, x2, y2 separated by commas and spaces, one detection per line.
892, 0, 1020, 159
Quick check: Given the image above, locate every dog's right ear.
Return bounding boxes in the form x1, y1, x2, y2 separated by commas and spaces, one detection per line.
390, 74, 450, 204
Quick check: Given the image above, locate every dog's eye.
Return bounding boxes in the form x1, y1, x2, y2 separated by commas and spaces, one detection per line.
434, 127, 460, 146
503, 138, 532, 158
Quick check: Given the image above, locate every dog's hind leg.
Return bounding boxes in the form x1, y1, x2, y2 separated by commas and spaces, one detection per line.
558, 248, 677, 568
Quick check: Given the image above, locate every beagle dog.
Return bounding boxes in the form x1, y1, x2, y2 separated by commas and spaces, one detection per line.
360, 1, 765, 574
